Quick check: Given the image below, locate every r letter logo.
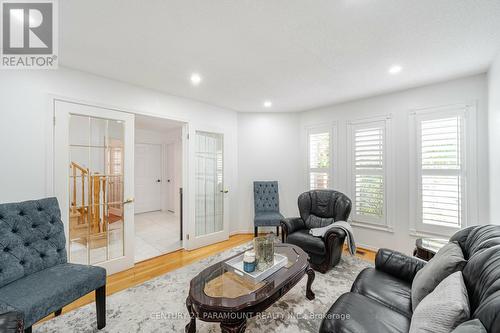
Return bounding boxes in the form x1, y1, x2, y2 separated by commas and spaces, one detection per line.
1, 0, 58, 69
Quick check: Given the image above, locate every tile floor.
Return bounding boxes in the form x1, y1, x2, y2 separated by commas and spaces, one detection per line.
134, 210, 182, 262
69, 211, 181, 264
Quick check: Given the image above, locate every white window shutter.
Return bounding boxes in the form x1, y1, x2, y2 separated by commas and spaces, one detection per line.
419, 116, 463, 228
308, 130, 330, 190
353, 126, 385, 220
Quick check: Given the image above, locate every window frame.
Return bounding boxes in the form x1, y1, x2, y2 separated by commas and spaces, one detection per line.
347, 115, 394, 232
306, 123, 336, 191
409, 103, 478, 237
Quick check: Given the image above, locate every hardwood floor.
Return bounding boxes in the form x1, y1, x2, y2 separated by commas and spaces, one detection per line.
36, 233, 375, 325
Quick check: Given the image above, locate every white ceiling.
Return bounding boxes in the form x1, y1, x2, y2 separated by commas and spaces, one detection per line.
60, 0, 500, 112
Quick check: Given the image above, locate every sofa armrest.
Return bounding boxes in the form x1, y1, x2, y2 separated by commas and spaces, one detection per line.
375, 248, 427, 283
280, 217, 305, 242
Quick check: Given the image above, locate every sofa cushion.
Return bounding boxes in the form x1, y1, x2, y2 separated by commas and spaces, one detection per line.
319, 292, 410, 333
462, 225, 500, 259
0, 198, 67, 288
285, 229, 325, 255
411, 242, 466, 310
351, 267, 412, 317
254, 212, 284, 227
409, 272, 470, 333
0, 263, 106, 327
451, 319, 487, 333
462, 244, 500, 333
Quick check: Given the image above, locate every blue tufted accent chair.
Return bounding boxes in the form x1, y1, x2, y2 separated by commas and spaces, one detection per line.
253, 181, 284, 237
0, 198, 106, 333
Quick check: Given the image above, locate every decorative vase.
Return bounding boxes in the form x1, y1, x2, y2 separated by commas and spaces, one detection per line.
254, 234, 275, 271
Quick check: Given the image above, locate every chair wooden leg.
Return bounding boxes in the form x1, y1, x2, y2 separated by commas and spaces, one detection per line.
96, 285, 106, 329
54, 308, 62, 316
24, 327, 32, 333
254, 227, 258, 237
276, 226, 279, 237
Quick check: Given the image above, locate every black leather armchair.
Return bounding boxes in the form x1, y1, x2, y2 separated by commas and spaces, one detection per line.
281, 190, 351, 273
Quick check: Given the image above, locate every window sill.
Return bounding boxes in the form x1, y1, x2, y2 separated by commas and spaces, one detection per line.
351, 221, 394, 233
409, 228, 457, 239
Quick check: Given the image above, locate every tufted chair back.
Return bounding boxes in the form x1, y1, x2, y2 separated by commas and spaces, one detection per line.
449, 225, 500, 332
254, 181, 280, 214
0, 197, 67, 288
298, 190, 351, 229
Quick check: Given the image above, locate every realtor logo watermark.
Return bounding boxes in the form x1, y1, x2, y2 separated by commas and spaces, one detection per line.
1, 0, 58, 69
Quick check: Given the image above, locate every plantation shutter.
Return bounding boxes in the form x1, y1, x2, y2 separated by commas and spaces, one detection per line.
353, 125, 385, 221
419, 116, 463, 228
308, 131, 330, 190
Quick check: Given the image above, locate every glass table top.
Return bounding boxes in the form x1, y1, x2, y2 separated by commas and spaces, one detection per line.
202, 244, 300, 299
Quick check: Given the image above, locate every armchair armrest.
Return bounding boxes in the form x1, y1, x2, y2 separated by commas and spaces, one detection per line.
375, 248, 427, 283
280, 217, 305, 242
324, 226, 347, 241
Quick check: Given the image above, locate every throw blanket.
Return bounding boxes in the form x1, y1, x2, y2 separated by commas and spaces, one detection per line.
309, 221, 356, 255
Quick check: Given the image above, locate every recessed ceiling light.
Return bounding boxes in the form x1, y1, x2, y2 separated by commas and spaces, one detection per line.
263, 100, 272, 108
190, 73, 202, 86
388, 65, 402, 75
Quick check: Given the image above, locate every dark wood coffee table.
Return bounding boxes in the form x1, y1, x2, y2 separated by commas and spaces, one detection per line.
413, 237, 448, 261
185, 243, 315, 333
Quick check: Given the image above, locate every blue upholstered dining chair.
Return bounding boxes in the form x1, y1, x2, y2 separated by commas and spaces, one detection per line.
253, 181, 284, 237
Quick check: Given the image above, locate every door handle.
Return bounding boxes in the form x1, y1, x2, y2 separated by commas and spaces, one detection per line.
220, 189, 229, 193
157, 179, 161, 183
123, 198, 135, 205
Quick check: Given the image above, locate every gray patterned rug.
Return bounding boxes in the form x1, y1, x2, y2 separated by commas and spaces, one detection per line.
36, 243, 372, 333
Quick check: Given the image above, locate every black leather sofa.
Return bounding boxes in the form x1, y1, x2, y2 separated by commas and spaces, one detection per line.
320, 225, 500, 332
281, 190, 351, 273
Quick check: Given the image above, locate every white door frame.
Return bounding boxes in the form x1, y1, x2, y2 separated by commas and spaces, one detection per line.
53, 98, 135, 274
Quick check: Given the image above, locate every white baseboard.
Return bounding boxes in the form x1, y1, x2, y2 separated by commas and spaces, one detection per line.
229, 229, 254, 236
355, 242, 379, 252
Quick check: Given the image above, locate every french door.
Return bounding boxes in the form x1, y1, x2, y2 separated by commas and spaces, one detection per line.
54, 100, 135, 274
187, 130, 229, 249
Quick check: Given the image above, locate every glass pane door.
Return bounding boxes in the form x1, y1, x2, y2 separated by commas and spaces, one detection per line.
195, 131, 223, 236
68, 115, 125, 264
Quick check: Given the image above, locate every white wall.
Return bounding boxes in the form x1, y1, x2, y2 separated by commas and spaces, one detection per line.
0, 66, 491, 253
135, 127, 183, 214
488, 52, 500, 224
236, 113, 303, 234
0, 67, 239, 238
300, 74, 489, 253
236, 74, 489, 253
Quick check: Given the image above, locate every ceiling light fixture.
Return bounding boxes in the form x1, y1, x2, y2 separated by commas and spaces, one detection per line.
190, 73, 202, 86
263, 100, 272, 108
388, 65, 402, 75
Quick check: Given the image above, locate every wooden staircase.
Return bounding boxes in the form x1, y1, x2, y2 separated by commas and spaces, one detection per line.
70, 162, 109, 248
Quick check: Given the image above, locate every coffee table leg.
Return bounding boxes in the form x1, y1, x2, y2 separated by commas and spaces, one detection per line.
220, 319, 246, 333
185, 297, 196, 333
306, 266, 315, 300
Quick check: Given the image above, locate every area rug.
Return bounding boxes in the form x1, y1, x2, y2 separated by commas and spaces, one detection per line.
36, 243, 372, 333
